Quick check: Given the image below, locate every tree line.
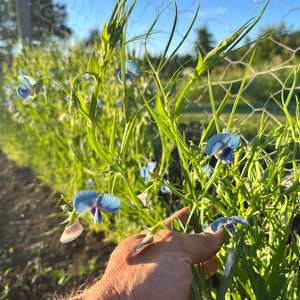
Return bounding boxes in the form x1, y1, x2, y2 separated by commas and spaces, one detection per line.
1, 0, 299, 70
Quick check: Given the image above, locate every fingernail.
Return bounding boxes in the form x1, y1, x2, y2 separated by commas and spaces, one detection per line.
132, 235, 154, 254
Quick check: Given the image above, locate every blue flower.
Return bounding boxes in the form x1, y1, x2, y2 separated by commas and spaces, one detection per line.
194, 164, 213, 180
60, 219, 84, 243
223, 250, 235, 277
205, 133, 240, 165
140, 162, 157, 182
281, 166, 300, 188
87, 178, 94, 187
118, 60, 139, 85
211, 216, 248, 236
17, 75, 36, 100
161, 183, 171, 193
98, 99, 106, 107
137, 193, 149, 207
73, 190, 120, 224
58, 114, 67, 122
50, 68, 56, 76
83, 74, 89, 82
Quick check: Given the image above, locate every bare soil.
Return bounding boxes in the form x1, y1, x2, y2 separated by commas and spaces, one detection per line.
0, 150, 115, 299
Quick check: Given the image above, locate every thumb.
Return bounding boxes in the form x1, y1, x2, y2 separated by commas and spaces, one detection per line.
180, 227, 225, 265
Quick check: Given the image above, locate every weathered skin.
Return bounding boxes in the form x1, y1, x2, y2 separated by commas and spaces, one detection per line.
69, 207, 225, 300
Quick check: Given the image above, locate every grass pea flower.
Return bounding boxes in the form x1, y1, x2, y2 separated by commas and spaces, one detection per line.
58, 114, 67, 122
281, 166, 300, 188
83, 74, 89, 82
161, 184, 171, 194
87, 178, 94, 187
98, 99, 106, 107
140, 162, 157, 182
195, 164, 213, 180
73, 190, 120, 225
118, 60, 139, 85
211, 216, 248, 236
205, 133, 240, 165
17, 75, 36, 100
137, 193, 149, 207
223, 250, 235, 277
131, 193, 149, 207
60, 219, 84, 243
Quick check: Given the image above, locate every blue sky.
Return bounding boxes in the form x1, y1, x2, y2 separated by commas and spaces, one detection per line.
53, 0, 300, 56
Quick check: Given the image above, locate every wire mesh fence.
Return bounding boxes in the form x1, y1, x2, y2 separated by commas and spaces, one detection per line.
36, 0, 299, 138
3, 0, 300, 139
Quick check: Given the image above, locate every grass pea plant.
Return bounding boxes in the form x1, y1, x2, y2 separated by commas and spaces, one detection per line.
1, 0, 300, 298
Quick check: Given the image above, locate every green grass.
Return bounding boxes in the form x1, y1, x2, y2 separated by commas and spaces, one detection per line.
0, 0, 299, 298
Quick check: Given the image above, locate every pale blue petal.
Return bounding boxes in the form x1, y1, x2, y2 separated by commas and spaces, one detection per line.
87, 178, 94, 187
223, 251, 235, 277
211, 217, 229, 232
98, 99, 106, 107
97, 193, 120, 213
204, 164, 213, 177
147, 162, 157, 173
205, 134, 240, 157
282, 174, 293, 188
18, 75, 36, 89
282, 166, 300, 187
140, 166, 149, 179
161, 185, 171, 193
125, 60, 139, 77
205, 133, 232, 157
229, 216, 249, 225
228, 134, 240, 149
118, 71, 135, 85
73, 190, 98, 214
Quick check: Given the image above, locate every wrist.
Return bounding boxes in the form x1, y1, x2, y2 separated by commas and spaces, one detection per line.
80, 276, 121, 300
67, 276, 120, 300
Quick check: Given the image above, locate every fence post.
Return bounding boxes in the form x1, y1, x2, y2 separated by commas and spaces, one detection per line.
16, 0, 32, 42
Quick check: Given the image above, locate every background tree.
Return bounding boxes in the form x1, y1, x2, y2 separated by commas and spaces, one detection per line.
194, 25, 215, 56
0, 0, 18, 61
252, 22, 300, 62
83, 28, 101, 46
0, 0, 71, 62
30, 0, 71, 41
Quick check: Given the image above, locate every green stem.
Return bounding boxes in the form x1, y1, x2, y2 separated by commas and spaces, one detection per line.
121, 170, 156, 226
42, 76, 70, 96
89, 78, 101, 122
87, 126, 115, 167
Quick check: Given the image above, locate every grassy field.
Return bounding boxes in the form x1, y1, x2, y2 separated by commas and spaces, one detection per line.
0, 1, 299, 298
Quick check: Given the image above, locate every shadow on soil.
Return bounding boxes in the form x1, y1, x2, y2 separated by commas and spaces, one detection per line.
0, 150, 115, 300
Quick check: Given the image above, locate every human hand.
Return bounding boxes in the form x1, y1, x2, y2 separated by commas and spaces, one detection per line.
70, 207, 225, 300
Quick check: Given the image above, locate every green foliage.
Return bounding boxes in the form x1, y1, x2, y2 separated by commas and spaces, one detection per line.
30, 0, 71, 40
50, 268, 70, 286
0, 0, 299, 298
0, 0, 18, 59
0, 0, 71, 61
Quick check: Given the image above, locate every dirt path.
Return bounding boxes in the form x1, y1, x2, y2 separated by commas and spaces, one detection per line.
0, 150, 115, 299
